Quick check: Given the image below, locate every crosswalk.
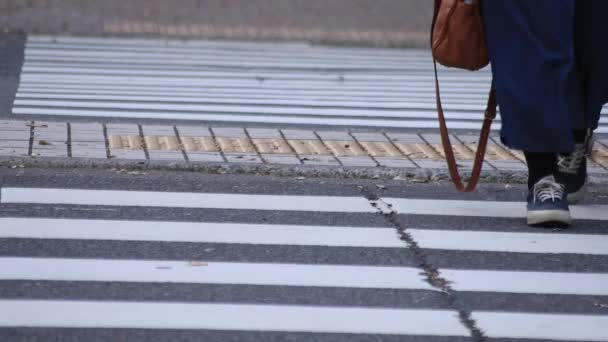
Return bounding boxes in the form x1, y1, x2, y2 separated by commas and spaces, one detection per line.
1, 185, 608, 341
12, 35, 608, 132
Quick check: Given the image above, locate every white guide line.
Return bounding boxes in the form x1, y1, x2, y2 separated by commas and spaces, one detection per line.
16, 86, 495, 100
21, 65, 494, 81
0, 257, 431, 291
22, 49, 443, 66
0, 217, 403, 248
12, 99, 494, 118
11, 107, 509, 130
17, 76, 492, 90
23, 55, 435, 70
14, 93, 495, 111
408, 229, 608, 255
442, 268, 608, 296
383, 198, 608, 221
21, 73, 489, 92
473, 311, 608, 341
0, 188, 377, 213
16, 81, 496, 95
16, 93, 607, 117
0, 300, 469, 336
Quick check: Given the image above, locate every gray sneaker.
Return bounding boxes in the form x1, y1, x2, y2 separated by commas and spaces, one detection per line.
557, 131, 593, 204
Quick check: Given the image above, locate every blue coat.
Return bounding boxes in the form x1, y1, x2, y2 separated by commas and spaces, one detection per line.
482, 0, 608, 153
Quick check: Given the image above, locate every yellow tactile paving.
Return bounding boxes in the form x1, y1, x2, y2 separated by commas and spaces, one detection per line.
108, 135, 142, 149
393, 143, 426, 159
180, 136, 218, 152
323, 140, 367, 157
106, 134, 608, 170
252, 139, 293, 154
591, 146, 608, 168
143, 136, 180, 151
215, 137, 256, 153
287, 140, 330, 155
358, 141, 402, 157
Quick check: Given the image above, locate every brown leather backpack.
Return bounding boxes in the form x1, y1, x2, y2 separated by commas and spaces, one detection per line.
431, 0, 497, 192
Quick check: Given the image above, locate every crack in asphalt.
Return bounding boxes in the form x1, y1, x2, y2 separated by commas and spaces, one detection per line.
359, 185, 487, 342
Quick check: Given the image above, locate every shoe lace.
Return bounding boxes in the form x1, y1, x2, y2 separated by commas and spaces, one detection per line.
557, 134, 593, 174
534, 177, 565, 203
557, 146, 586, 174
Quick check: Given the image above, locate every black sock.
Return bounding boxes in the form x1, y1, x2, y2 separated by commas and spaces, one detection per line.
524, 152, 557, 190
572, 129, 588, 143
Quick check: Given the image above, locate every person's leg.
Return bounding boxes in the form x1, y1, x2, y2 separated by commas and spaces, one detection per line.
482, 1, 577, 226
556, 0, 608, 203
524, 152, 556, 190
481, 0, 581, 154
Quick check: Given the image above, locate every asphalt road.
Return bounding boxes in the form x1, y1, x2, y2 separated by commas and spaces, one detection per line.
1, 167, 607, 341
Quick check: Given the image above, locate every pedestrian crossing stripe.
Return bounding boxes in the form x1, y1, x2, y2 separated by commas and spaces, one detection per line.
408, 229, 608, 255
0, 187, 376, 213
384, 198, 608, 221
0, 218, 403, 247
0, 257, 433, 290
3, 184, 608, 340
0, 300, 470, 336
3, 256, 608, 296
3, 187, 608, 220
473, 311, 608, 341
442, 269, 608, 296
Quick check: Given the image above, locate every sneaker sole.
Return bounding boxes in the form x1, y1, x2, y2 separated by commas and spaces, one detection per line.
527, 210, 572, 227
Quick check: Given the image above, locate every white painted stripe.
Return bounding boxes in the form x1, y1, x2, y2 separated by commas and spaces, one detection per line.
11, 107, 507, 130
18, 74, 491, 87
16, 89, 492, 103
0, 300, 468, 336
16, 85, 492, 99
21, 65, 493, 81
19, 81, 494, 97
473, 311, 608, 341
0, 257, 430, 290
23, 49, 438, 65
408, 229, 608, 255
0, 217, 403, 247
443, 269, 608, 295
383, 198, 608, 221
24, 55, 434, 70
24, 46, 433, 62
16, 81, 492, 94
12, 99, 491, 117
14, 93, 492, 111
0, 188, 376, 213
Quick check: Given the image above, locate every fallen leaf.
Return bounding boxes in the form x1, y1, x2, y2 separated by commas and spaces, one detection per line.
38, 140, 50, 145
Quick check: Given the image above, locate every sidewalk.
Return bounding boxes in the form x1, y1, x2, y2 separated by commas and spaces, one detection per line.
3, 119, 608, 182
1, 0, 431, 47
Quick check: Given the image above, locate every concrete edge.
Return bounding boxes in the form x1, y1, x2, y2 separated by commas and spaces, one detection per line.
0, 155, 544, 185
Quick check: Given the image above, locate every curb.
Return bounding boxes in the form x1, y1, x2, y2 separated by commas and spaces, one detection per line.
0, 155, 557, 185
